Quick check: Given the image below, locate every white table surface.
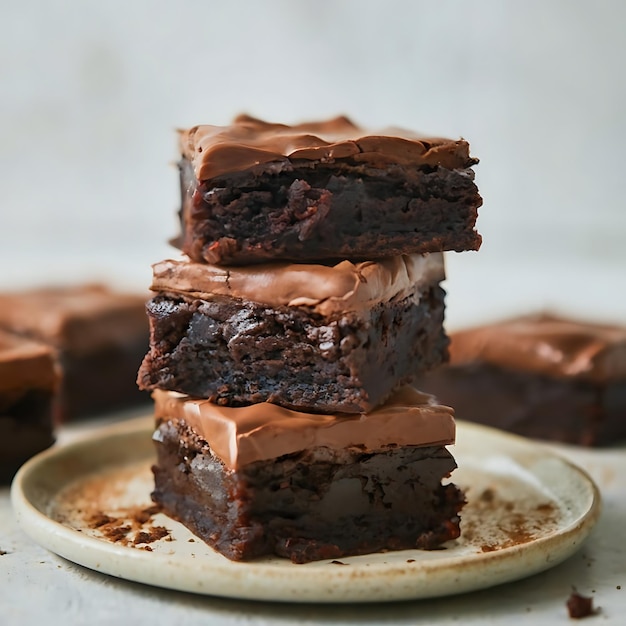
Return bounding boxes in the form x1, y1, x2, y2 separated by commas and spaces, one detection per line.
2, 410, 625, 626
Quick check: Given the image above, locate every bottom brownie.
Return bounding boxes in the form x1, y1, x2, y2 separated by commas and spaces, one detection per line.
150, 389, 464, 563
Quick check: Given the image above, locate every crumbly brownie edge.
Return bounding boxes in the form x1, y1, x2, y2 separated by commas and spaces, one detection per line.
177, 157, 482, 264
151, 419, 464, 563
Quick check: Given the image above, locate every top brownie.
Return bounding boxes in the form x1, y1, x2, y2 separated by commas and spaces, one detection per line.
174, 115, 482, 265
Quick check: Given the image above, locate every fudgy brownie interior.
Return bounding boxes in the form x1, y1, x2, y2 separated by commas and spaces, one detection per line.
138, 285, 447, 413
177, 156, 481, 265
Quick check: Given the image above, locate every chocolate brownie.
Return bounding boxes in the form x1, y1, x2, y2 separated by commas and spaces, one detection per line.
174, 115, 482, 265
0, 329, 58, 481
418, 313, 626, 446
0, 285, 150, 421
137, 253, 448, 413
151, 387, 464, 562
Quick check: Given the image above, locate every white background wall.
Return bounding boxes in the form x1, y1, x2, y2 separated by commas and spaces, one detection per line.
1, 0, 625, 327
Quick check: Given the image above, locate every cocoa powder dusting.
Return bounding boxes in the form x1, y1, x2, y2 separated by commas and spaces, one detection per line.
479, 488, 495, 503
133, 526, 169, 545
89, 513, 115, 528
85, 505, 170, 548
133, 505, 162, 524
104, 525, 132, 543
462, 484, 559, 553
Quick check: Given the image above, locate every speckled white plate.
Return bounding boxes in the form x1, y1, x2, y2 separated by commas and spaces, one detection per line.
11, 417, 600, 603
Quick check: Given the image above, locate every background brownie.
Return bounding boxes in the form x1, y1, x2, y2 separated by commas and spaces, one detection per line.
0, 330, 58, 481
175, 115, 482, 265
418, 313, 626, 446
151, 388, 463, 562
138, 254, 448, 413
0, 285, 150, 421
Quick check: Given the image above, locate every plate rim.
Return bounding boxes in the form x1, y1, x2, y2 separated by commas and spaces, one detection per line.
10, 417, 602, 603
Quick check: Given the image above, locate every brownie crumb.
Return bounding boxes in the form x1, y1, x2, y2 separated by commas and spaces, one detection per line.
133, 526, 170, 545
567, 591, 598, 619
144, 546, 153, 552
89, 513, 116, 528
330, 560, 347, 565
104, 525, 132, 543
0, 549, 7, 556
133, 532, 153, 545
188, 538, 195, 542
617, 586, 622, 590
407, 559, 416, 563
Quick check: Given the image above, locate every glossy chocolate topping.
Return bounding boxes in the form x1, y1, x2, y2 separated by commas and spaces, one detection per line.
449, 313, 626, 382
153, 387, 455, 469
0, 329, 58, 394
0, 285, 148, 354
179, 114, 477, 180
151, 253, 444, 316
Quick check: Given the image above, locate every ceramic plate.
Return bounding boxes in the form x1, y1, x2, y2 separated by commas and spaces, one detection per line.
11, 417, 600, 603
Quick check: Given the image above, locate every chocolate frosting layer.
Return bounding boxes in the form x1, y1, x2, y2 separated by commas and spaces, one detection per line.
0, 285, 148, 354
179, 114, 477, 180
449, 313, 626, 382
151, 253, 444, 316
153, 387, 455, 469
0, 329, 58, 394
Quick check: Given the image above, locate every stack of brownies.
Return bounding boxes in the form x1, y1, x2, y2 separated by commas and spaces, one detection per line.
137, 115, 482, 563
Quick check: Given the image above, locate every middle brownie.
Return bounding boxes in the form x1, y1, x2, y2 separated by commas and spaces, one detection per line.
138, 253, 448, 413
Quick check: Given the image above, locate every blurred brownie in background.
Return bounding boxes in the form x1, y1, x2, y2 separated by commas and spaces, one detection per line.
417, 313, 626, 446
0, 329, 58, 481
0, 285, 150, 421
